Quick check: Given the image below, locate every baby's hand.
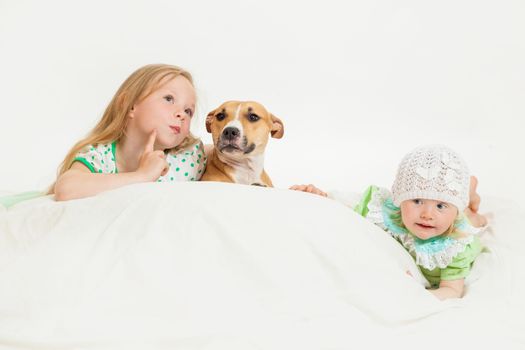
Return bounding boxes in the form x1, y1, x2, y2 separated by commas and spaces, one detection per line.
137, 130, 169, 181
289, 184, 327, 197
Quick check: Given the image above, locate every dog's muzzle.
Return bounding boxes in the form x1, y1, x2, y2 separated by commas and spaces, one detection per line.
219, 127, 242, 152
222, 127, 240, 141
218, 127, 256, 155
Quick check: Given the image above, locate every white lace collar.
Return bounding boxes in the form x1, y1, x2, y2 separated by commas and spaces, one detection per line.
366, 187, 481, 270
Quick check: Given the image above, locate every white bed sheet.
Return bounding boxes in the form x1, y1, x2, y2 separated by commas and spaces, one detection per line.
0, 182, 523, 349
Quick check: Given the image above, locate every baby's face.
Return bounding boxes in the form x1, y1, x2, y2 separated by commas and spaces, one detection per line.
400, 199, 458, 240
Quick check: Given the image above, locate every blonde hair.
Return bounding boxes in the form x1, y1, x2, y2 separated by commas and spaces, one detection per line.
51, 64, 197, 192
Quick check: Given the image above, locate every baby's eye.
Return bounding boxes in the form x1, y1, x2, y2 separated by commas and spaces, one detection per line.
413, 199, 423, 205
436, 203, 448, 210
185, 108, 194, 117
164, 95, 174, 103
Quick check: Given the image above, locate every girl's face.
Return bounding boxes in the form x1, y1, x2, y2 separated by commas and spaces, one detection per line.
129, 75, 195, 149
400, 199, 457, 239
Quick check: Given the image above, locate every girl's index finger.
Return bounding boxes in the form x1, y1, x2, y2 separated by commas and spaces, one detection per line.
145, 130, 157, 153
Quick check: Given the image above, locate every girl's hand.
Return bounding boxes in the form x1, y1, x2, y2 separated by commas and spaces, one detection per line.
137, 130, 169, 181
289, 184, 328, 197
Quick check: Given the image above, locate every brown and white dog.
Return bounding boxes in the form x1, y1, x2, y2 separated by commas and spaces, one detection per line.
201, 101, 284, 187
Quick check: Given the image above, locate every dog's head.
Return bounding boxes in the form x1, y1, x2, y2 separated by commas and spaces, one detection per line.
206, 101, 284, 158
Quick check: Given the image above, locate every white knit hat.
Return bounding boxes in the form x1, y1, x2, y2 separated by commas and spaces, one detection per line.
391, 145, 470, 211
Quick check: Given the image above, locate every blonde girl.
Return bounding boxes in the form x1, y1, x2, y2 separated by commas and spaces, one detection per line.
53, 64, 206, 201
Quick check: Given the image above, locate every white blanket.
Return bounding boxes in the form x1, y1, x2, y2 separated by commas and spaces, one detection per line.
1, 182, 524, 349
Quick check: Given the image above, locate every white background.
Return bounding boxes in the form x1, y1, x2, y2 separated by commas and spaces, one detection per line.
1, 0, 523, 204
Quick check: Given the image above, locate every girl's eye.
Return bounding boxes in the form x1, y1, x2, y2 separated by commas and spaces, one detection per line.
216, 112, 226, 121
247, 113, 260, 122
164, 95, 174, 103
413, 199, 422, 205
185, 108, 194, 117
437, 203, 448, 210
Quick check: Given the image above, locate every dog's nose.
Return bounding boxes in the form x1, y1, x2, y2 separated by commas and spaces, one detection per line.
222, 127, 240, 140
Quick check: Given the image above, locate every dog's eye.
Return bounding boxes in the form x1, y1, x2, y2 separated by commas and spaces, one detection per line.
216, 112, 226, 121
248, 113, 260, 122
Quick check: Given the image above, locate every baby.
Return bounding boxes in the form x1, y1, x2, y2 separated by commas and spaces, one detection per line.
292, 145, 487, 300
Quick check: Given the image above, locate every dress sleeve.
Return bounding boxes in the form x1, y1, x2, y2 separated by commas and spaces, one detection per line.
440, 236, 483, 281
354, 186, 409, 237
353, 185, 378, 217
73, 143, 116, 174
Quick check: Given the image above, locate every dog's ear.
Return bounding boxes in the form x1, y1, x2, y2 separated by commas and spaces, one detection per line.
205, 110, 216, 133
270, 114, 284, 139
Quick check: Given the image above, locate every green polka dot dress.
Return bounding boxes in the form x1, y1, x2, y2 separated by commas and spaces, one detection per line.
73, 140, 207, 182
74, 143, 117, 174
158, 141, 206, 182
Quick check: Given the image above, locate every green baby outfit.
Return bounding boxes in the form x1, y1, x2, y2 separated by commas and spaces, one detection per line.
355, 185, 483, 287
74, 139, 207, 182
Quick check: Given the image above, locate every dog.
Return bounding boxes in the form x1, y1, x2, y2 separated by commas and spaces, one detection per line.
201, 101, 284, 187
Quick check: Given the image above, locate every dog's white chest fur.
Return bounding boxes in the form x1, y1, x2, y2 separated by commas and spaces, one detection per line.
218, 152, 265, 185
231, 166, 262, 185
